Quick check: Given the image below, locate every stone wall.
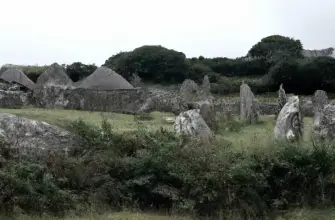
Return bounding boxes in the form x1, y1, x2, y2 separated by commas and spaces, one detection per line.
0, 90, 31, 108
0, 84, 315, 117
215, 100, 313, 117
33, 87, 146, 113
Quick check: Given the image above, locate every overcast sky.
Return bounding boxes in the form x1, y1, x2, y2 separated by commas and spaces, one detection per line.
0, 0, 334, 66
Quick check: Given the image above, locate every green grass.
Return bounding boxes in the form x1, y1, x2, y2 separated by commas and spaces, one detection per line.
0, 108, 175, 132
0, 107, 313, 150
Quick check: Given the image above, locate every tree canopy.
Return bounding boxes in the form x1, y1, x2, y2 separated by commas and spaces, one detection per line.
103, 46, 193, 83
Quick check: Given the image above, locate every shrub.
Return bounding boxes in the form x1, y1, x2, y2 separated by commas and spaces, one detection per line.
272, 56, 335, 94
3, 119, 335, 219
65, 62, 98, 82
103, 46, 193, 83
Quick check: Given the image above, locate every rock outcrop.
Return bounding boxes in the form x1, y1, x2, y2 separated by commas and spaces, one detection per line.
240, 83, 259, 123
174, 109, 213, 143
274, 96, 303, 142
0, 113, 77, 158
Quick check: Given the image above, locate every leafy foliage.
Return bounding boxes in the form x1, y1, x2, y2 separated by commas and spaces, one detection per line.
272, 56, 335, 94
248, 35, 303, 59
3, 119, 335, 219
103, 46, 193, 83
65, 62, 98, 82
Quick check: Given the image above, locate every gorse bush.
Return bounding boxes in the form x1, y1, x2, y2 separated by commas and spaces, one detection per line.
2, 119, 335, 219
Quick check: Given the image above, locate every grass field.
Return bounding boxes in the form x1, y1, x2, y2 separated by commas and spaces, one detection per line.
0, 107, 319, 220
0, 107, 313, 150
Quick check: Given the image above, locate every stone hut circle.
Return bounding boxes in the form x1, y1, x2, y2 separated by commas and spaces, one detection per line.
0, 68, 35, 90
76, 67, 134, 90
35, 63, 73, 88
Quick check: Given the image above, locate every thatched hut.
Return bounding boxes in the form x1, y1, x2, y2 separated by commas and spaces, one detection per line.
76, 67, 134, 90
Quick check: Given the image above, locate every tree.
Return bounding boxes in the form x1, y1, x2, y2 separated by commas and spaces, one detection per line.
248, 35, 303, 60
103, 46, 193, 83
272, 57, 335, 94
66, 62, 98, 82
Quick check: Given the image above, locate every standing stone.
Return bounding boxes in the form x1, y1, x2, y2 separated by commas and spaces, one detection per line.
274, 96, 303, 142
276, 84, 287, 119
240, 83, 259, 123
180, 79, 199, 104
199, 100, 217, 131
313, 103, 335, 144
174, 109, 213, 143
312, 90, 330, 144
201, 75, 211, 97
312, 90, 328, 126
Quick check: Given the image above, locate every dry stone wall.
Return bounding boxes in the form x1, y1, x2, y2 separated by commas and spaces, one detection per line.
33, 87, 146, 113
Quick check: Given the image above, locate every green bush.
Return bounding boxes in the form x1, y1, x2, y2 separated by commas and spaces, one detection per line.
3, 119, 335, 219
272, 56, 335, 94
103, 46, 193, 83
65, 62, 98, 82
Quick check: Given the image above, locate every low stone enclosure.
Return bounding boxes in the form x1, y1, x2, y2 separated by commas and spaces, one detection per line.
0, 81, 315, 117
0, 64, 315, 116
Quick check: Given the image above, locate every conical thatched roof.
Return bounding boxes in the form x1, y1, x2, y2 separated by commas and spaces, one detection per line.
0, 68, 35, 90
77, 67, 134, 90
36, 63, 72, 87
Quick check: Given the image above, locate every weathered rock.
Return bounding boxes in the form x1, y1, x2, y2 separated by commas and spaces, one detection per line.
240, 83, 259, 123
312, 103, 335, 144
201, 75, 211, 97
0, 113, 77, 158
197, 100, 217, 130
312, 90, 328, 127
274, 96, 303, 142
180, 79, 199, 104
276, 84, 287, 118
33, 86, 69, 108
0, 90, 31, 108
174, 109, 213, 143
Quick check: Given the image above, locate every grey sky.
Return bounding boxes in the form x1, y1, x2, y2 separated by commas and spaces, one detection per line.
0, 0, 334, 66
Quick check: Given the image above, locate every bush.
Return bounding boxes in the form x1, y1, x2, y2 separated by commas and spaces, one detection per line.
65, 62, 98, 82
3, 119, 335, 219
103, 46, 193, 83
248, 35, 303, 59
211, 77, 245, 94
272, 56, 335, 94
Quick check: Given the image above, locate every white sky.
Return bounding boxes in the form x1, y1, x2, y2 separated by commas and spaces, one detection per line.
0, 0, 334, 66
